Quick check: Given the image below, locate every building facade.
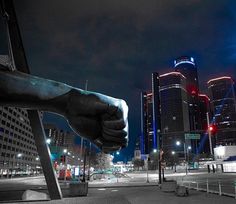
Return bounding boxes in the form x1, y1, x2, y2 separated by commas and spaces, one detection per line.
44, 123, 66, 147
44, 123, 80, 168
207, 76, 236, 145
197, 94, 211, 154
0, 107, 40, 178
159, 72, 190, 153
140, 92, 153, 154
174, 56, 201, 131
140, 72, 190, 155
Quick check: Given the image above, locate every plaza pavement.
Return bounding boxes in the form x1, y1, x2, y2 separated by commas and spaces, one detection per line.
2, 184, 236, 204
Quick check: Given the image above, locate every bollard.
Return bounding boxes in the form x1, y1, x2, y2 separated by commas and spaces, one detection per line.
234, 181, 236, 199
189, 182, 191, 189
207, 165, 210, 173
196, 182, 199, 191
218, 180, 222, 196
206, 179, 209, 193
146, 169, 149, 183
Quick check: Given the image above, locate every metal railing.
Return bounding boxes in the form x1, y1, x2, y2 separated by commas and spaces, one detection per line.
179, 177, 236, 199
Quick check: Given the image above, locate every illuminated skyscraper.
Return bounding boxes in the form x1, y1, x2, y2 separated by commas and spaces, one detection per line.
159, 72, 190, 151
198, 94, 211, 153
174, 56, 201, 131
198, 94, 210, 131
140, 92, 153, 154
140, 72, 190, 155
207, 76, 236, 145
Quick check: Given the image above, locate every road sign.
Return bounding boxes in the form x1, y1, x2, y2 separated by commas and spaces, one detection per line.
185, 133, 200, 140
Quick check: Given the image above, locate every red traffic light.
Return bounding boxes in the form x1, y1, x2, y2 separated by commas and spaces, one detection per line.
60, 155, 66, 162
208, 124, 217, 135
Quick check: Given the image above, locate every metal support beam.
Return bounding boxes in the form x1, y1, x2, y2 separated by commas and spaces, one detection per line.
0, 0, 62, 199
28, 111, 62, 199
152, 72, 162, 184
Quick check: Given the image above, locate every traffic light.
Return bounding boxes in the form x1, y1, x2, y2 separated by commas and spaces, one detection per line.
208, 124, 217, 135
60, 155, 66, 163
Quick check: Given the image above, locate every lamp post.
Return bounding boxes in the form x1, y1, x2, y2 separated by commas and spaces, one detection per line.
176, 141, 190, 175
171, 151, 176, 172
35, 157, 40, 175
16, 153, 23, 177
206, 112, 213, 156
87, 142, 92, 181
11, 153, 22, 178
63, 149, 67, 181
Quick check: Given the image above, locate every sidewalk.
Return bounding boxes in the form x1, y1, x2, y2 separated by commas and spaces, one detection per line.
3, 185, 236, 204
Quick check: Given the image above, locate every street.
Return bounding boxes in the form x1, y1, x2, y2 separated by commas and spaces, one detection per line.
0, 170, 236, 202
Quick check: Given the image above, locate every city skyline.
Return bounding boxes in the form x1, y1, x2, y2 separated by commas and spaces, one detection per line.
1, 1, 236, 203
1, 0, 236, 160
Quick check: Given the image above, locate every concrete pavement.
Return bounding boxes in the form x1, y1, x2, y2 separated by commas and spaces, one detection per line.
2, 185, 236, 204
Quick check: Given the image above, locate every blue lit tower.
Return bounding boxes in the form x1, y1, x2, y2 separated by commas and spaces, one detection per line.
207, 76, 236, 145
174, 56, 201, 131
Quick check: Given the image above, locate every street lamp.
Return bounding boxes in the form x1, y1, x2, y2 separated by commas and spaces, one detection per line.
176, 140, 188, 175
171, 151, 176, 172
11, 153, 22, 178
62, 149, 68, 181
176, 141, 181, 146
16, 153, 23, 177
17, 153, 22, 158
46, 138, 51, 144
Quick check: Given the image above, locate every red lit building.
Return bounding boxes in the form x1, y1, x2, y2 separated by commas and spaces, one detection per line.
207, 76, 236, 145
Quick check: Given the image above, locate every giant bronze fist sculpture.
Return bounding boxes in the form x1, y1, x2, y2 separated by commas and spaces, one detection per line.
0, 66, 128, 152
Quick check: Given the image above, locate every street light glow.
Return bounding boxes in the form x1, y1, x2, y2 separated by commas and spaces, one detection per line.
171, 151, 175, 155
176, 141, 181, 146
46, 138, 51, 144
17, 153, 22, 158
116, 151, 120, 155
153, 149, 157, 153
63, 149, 67, 153
188, 146, 192, 150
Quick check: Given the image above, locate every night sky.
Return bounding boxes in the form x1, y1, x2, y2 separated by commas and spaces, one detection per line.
1, 0, 236, 161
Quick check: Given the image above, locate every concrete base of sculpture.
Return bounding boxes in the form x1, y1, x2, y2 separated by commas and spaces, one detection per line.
161, 180, 177, 192
22, 190, 49, 201
69, 182, 88, 197
175, 185, 189, 197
